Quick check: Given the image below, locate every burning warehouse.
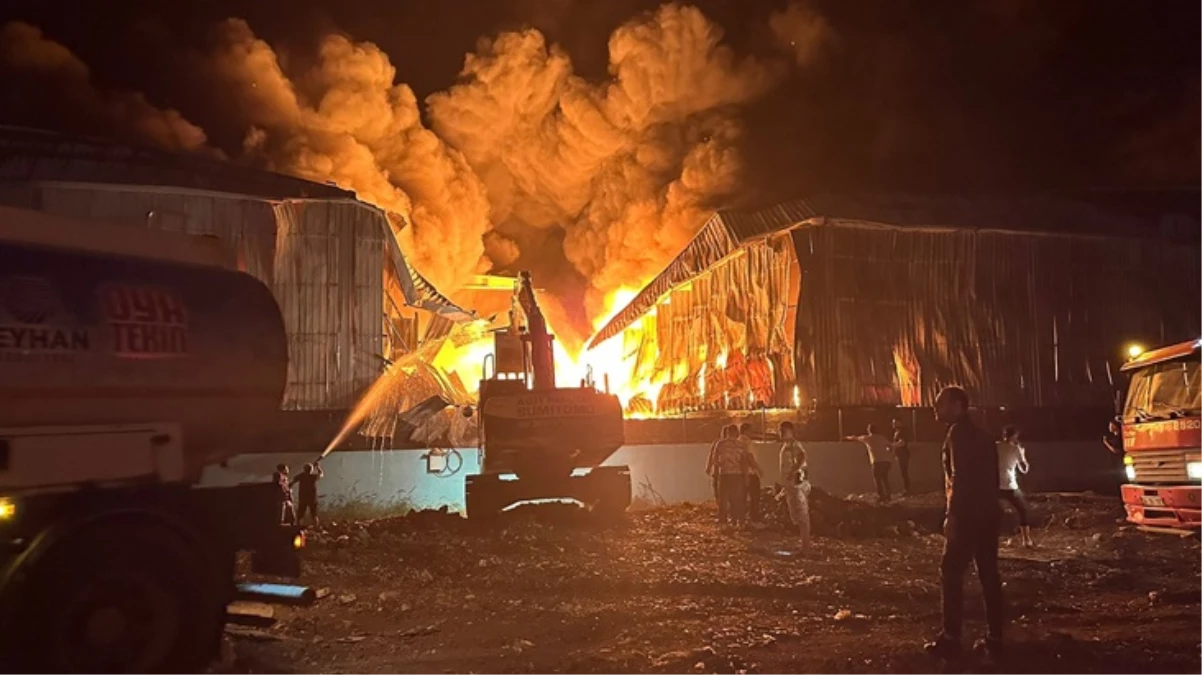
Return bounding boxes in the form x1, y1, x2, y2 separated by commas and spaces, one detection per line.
588, 193, 1201, 423
0, 127, 474, 449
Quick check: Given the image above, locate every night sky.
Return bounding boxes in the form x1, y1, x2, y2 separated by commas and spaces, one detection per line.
3, 0, 1197, 203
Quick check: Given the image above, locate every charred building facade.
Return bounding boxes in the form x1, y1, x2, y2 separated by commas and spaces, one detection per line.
590, 193, 1200, 436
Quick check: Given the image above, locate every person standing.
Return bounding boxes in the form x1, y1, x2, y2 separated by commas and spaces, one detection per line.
997, 426, 1033, 547
892, 418, 912, 494
847, 424, 893, 503
714, 424, 760, 526
739, 422, 762, 522
1102, 418, 1124, 457
291, 461, 325, 527
272, 463, 294, 525
778, 421, 811, 552
706, 430, 723, 513
925, 386, 1004, 660
1101, 417, 1127, 489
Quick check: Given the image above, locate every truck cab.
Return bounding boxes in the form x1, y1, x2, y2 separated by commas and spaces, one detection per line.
1118, 338, 1202, 530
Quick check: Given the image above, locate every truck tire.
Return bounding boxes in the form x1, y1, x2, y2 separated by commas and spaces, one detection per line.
591, 466, 632, 521
465, 475, 501, 524
3, 520, 225, 673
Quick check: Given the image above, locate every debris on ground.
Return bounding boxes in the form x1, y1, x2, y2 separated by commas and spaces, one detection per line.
217, 494, 1200, 674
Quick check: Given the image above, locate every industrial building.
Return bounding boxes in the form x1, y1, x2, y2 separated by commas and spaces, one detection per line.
0, 126, 472, 448
589, 192, 1200, 437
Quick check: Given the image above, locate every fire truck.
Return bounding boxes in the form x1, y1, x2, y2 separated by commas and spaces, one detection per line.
1118, 338, 1202, 531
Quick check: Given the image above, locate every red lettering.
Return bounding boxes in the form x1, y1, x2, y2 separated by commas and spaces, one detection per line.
157, 291, 186, 324
100, 285, 187, 326
129, 288, 157, 323
100, 286, 131, 321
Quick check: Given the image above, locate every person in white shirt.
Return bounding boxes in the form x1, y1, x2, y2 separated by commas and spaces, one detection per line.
778, 421, 811, 552
997, 425, 1033, 547
847, 424, 893, 503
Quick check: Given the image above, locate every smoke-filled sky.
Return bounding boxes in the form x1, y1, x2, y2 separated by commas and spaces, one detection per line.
1, 0, 1198, 345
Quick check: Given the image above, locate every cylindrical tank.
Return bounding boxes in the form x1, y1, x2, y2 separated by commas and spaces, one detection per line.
0, 236, 288, 481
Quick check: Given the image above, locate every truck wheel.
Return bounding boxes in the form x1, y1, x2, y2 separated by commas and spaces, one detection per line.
6, 520, 224, 673
465, 475, 501, 524
592, 467, 632, 522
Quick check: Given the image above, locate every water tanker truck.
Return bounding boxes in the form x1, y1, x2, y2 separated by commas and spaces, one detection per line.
0, 207, 302, 672
465, 271, 631, 520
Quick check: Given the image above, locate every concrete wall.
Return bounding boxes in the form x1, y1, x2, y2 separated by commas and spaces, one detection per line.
200, 440, 1123, 515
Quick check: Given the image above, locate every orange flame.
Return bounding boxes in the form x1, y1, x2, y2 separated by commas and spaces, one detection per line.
430, 286, 665, 414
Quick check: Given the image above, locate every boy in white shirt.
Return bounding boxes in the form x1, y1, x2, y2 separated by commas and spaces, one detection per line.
998, 425, 1033, 547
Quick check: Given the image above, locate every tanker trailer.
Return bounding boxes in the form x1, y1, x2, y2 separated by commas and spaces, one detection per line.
464, 271, 631, 521
0, 206, 302, 673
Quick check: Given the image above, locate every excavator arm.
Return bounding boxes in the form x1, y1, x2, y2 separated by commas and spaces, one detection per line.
516, 271, 556, 390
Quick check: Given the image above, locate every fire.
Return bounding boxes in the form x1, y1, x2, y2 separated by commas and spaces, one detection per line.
429, 286, 647, 408
431, 335, 494, 395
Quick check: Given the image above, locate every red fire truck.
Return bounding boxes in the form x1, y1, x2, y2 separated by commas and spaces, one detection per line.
1118, 338, 1202, 530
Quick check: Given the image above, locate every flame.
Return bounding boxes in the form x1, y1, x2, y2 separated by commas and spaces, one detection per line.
431, 336, 495, 395
429, 285, 675, 411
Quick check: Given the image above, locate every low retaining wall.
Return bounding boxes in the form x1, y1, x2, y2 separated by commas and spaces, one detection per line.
200, 440, 1122, 515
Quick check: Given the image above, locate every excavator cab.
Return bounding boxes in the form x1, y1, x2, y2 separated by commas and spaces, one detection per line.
464, 273, 631, 521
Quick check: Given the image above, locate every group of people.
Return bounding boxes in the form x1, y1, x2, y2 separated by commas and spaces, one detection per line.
704, 422, 764, 526
272, 461, 325, 526
844, 420, 1033, 546
705, 386, 1035, 658
705, 421, 814, 551
844, 418, 913, 503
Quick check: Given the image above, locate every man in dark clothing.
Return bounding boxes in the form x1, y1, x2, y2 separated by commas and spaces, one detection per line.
272, 463, 294, 525
925, 386, 1004, 660
739, 422, 762, 521
1102, 418, 1124, 457
892, 418, 912, 494
291, 461, 325, 526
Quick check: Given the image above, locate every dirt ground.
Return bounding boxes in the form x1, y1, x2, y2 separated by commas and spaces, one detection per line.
216, 493, 1201, 674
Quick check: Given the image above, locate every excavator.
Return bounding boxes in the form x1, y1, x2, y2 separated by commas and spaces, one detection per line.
464, 272, 631, 520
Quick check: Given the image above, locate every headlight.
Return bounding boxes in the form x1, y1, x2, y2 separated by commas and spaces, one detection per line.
1188, 462, 1202, 480
1125, 464, 1137, 482
0, 498, 14, 521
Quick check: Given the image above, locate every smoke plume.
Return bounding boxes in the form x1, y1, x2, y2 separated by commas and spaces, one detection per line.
0, 4, 814, 344
198, 19, 493, 291
0, 22, 208, 152
769, 1, 834, 66
429, 4, 781, 335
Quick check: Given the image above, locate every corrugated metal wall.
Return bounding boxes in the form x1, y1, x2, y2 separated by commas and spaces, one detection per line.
791, 220, 1201, 408
0, 183, 387, 410
633, 237, 795, 414
272, 200, 385, 410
